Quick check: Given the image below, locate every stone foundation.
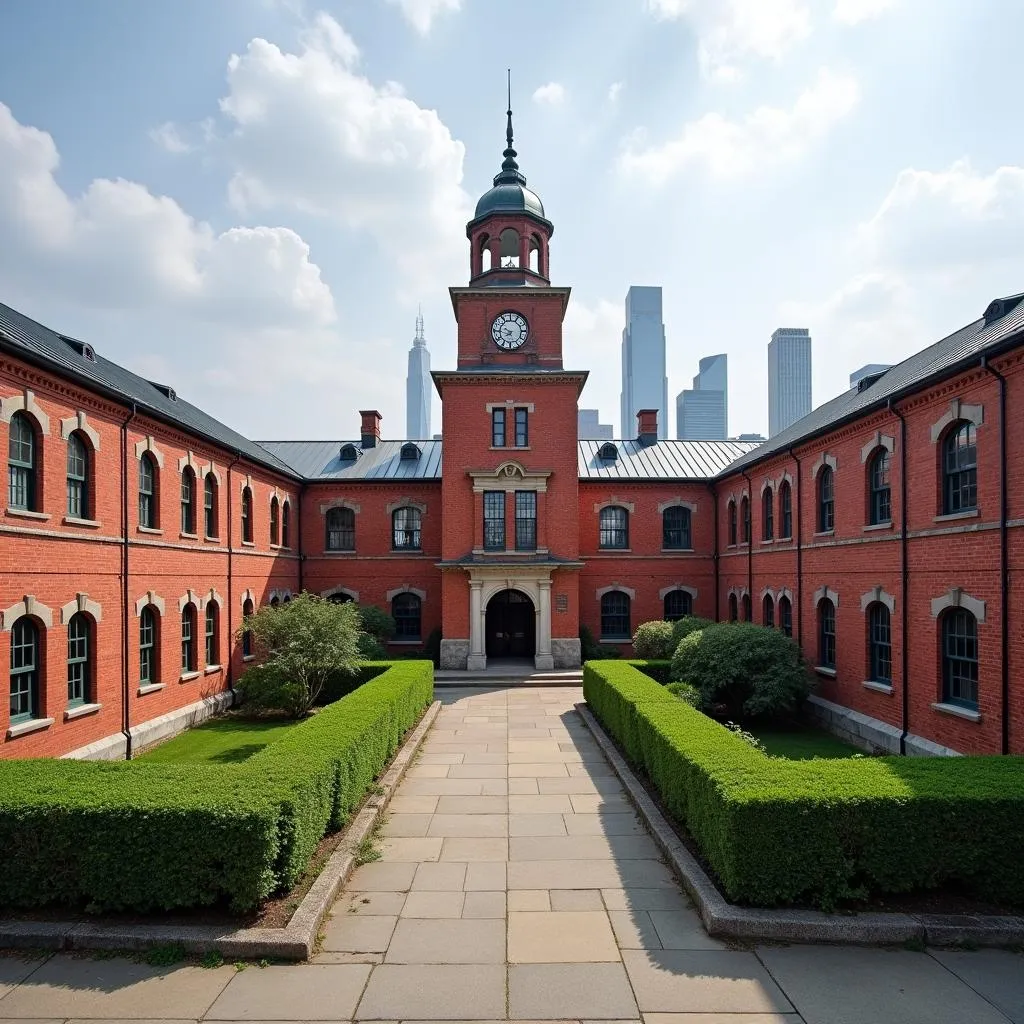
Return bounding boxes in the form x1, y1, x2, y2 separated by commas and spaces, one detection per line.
439, 639, 470, 670
551, 637, 582, 669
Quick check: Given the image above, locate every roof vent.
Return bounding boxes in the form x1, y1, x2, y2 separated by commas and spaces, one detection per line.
597, 442, 618, 462
857, 371, 888, 393
400, 442, 421, 461
983, 292, 1024, 327
339, 443, 359, 461
60, 335, 96, 362
149, 381, 177, 401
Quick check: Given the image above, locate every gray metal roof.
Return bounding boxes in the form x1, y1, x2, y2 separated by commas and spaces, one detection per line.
0, 302, 300, 480
722, 295, 1024, 477
579, 439, 760, 480
259, 440, 443, 480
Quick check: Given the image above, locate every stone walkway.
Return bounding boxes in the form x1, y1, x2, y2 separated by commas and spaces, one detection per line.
1, 686, 1022, 1023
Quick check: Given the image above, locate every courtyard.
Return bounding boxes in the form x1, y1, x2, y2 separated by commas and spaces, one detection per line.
0, 685, 1020, 1024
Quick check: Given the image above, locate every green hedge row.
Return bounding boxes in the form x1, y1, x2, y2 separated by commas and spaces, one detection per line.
0, 661, 433, 913
584, 661, 1024, 909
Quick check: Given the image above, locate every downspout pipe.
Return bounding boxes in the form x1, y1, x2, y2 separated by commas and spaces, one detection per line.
889, 399, 910, 756
710, 483, 719, 622
788, 447, 803, 645
120, 403, 137, 758
741, 470, 753, 619
297, 480, 305, 595
981, 356, 1009, 754
226, 452, 242, 705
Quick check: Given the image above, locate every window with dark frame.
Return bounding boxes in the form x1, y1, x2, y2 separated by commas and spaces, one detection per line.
205, 603, 218, 666
484, 491, 505, 550
181, 468, 195, 534
728, 594, 738, 621
762, 487, 774, 540
779, 596, 792, 637
392, 592, 422, 641
8, 412, 36, 511
140, 607, 157, 684
942, 608, 978, 709
67, 432, 87, 518
181, 605, 196, 673
763, 595, 774, 627
740, 496, 750, 544
599, 505, 629, 549
326, 506, 355, 551
780, 481, 793, 539
515, 490, 537, 551
663, 589, 692, 622
138, 453, 156, 528
818, 466, 835, 532
514, 407, 529, 447
241, 487, 253, 543
943, 422, 977, 515
742, 593, 752, 621
819, 598, 836, 669
491, 408, 506, 447
10, 617, 39, 722
270, 497, 280, 545
868, 603, 891, 684
662, 506, 691, 549
282, 502, 290, 547
727, 501, 737, 545
242, 598, 254, 658
67, 612, 90, 707
869, 449, 892, 525
204, 473, 217, 538
392, 506, 422, 550
600, 590, 631, 639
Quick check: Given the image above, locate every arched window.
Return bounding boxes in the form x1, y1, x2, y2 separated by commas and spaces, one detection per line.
727, 501, 737, 546
270, 596, 280, 609
942, 422, 977, 515
600, 591, 631, 639
327, 592, 353, 604
779, 595, 792, 637
499, 227, 520, 268
817, 466, 834, 533
599, 506, 629, 549
942, 608, 978, 709
270, 496, 280, 546
868, 449, 891, 525
205, 603, 219, 666
763, 594, 775, 627
740, 496, 751, 544
139, 606, 158, 685
181, 604, 197, 673
392, 593, 422, 641
7, 412, 37, 511
66, 431, 89, 518
742, 593, 752, 621
479, 234, 492, 273
326, 506, 355, 551
780, 481, 793, 539
180, 467, 196, 534
138, 452, 157, 529
662, 506, 691, 550
393, 506, 422, 550
282, 593, 291, 605
67, 612, 91, 707
10, 617, 40, 723
818, 598, 836, 669
204, 472, 217, 538
663, 590, 692, 622
242, 598, 254, 658
241, 487, 253, 543
762, 487, 774, 541
728, 594, 738, 622
867, 603, 891, 685
281, 501, 291, 548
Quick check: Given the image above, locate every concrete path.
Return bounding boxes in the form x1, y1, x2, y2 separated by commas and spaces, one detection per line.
1, 686, 1022, 1023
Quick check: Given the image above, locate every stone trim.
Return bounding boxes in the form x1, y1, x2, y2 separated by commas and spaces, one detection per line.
860, 431, 895, 464
134, 591, 166, 617
727, 586, 749, 600
0, 389, 50, 435
134, 436, 165, 469
205, 588, 224, 609
658, 584, 697, 601
596, 584, 636, 601
178, 588, 206, 612
386, 499, 428, 516
202, 463, 221, 485
386, 586, 427, 602
321, 585, 359, 602
240, 588, 256, 608
813, 585, 839, 608
319, 498, 361, 515
774, 470, 793, 491
656, 499, 697, 515
59, 593, 103, 624
810, 452, 837, 480
240, 473, 254, 497
930, 587, 986, 623
929, 398, 984, 443
177, 451, 202, 474
1, 595, 54, 630
471, 461, 551, 493
759, 587, 776, 604
485, 400, 535, 413
778, 587, 795, 603
593, 498, 636, 514
269, 589, 293, 605
759, 478, 774, 496
59, 410, 101, 450
860, 585, 896, 613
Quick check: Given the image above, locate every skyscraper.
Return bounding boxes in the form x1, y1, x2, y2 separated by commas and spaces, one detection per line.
620, 286, 668, 438
768, 328, 812, 437
676, 353, 728, 439
577, 408, 613, 440
406, 308, 431, 440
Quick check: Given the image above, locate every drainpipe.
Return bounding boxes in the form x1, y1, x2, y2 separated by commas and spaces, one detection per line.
889, 400, 910, 756
120, 404, 137, 759
741, 470, 753, 619
788, 447, 803, 645
297, 480, 305, 595
981, 357, 1009, 754
710, 484, 720, 622
226, 452, 242, 705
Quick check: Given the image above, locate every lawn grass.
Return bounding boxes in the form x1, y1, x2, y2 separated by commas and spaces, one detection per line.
138, 712, 301, 764
746, 722, 862, 759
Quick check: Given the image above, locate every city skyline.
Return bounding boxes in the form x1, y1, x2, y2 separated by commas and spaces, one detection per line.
676, 352, 728, 440
620, 285, 668, 438
768, 327, 813, 437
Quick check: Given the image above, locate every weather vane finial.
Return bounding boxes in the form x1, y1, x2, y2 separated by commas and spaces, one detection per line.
499, 68, 521, 179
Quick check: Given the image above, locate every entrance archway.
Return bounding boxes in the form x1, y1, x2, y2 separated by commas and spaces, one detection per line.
485, 589, 536, 660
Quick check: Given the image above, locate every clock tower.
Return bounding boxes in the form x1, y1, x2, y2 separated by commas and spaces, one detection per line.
434, 92, 586, 671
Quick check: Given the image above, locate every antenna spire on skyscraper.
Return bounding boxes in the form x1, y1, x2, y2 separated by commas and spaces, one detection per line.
415, 304, 425, 345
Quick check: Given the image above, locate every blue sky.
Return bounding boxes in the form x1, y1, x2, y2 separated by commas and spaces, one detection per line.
1, 0, 1022, 440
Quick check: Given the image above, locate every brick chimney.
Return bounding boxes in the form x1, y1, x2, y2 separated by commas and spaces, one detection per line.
636, 409, 658, 447
360, 410, 382, 449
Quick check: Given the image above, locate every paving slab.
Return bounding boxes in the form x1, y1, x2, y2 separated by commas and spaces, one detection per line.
510, 813, 569, 836
508, 910, 621, 963
385, 918, 506, 963
509, 834, 660, 861
649, 909, 725, 950
608, 909, 663, 949
549, 888, 605, 911
509, 795, 575, 814
412, 861, 468, 891
508, 963, 640, 1019
322, 914, 397, 952
447, 764, 508, 779
435, 795, 509, 814
338, 890, 408, 915
601, 888, 691, 912
347, 861, 418, 892
206, 964, 371, 1019
462, 891, 506, 918
427, 813, 508, 838
563, 813, 646, 836
509, 889, 552, 911
931, 949, 1024, 1023
440, 837, 509, 861
388, 794, 441, 814
508, 858, 677, 890
0, 956, 43, 998
380, 837, 444, 861
465, 861, 508, 891
356, 964, 506, 1020
381, 813, 433, 837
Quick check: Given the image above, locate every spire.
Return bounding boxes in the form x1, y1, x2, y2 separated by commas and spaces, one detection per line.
414, 305, 425, 347
494, 68, 526, 186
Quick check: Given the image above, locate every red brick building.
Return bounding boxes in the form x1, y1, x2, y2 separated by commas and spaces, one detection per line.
2, 118, 1022, 759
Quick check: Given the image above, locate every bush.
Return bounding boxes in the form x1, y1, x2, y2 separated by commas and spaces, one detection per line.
239, 664, 308, 718
632, 621, 676, 659
579, 624, 602, 661
357, 604, 396, 643
584, 661, 1024, 909
671, 615, 713, 646
626, 659, 673, 684
671, 621, 812, 720
666, 681, 703, 709
357, 634, 389, 660
0, 661, 433, 914
423, 627, 442, 668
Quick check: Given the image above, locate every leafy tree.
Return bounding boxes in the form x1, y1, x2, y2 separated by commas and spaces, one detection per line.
238, 593, 361, 717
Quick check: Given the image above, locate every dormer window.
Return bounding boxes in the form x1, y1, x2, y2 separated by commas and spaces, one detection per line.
339, 443, 359, 461
598, 442, 618, 462
148, 381, 177, 401
400, 442, 421, 461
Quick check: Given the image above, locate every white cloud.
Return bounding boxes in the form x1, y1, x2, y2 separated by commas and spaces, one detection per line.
385, 0, 461, 34
532, 82, 566, 106
619, 67, 858, 183
608, 82, 624, 103
149, 121, 192, 154
834, 0, 895, 24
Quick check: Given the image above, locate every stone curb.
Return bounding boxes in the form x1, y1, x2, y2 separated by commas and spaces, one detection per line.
575, 703, 1024, 948
0, 699, 442, 961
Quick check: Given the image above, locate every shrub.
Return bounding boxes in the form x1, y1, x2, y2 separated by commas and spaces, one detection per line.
239, 664, 308, 718
666, 681, 703, 709
627, 659, 673, 684
671, 615, 712, 646
357, 634, 389, 660
584, 661, 1024, 909
671, 621, 812, 720
579, 624, 602, 661
423, 627, 442, 668
632, 621, 676, 659
357, 604, 396, 643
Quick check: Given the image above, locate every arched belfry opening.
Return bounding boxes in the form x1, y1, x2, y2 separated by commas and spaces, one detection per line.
499, 228, 520, 268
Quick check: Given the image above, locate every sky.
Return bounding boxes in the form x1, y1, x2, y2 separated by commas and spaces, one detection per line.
1, 0, 1022, 441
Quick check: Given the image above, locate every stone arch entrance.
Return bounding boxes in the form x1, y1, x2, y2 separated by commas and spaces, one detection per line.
485, 588, 536, 660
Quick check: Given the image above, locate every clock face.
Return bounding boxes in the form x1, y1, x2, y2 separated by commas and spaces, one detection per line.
491, 311, 529, 351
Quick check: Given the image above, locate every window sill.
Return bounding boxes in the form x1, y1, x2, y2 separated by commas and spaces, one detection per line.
179, 671, 200, 683
932, 701, 981, 723
204, 535, 221, 544
863, 522, 893, 532
597, 548, 631, 553
323, 549, 356, 556
389, 639, 422, 646
760, 539, 774, 545
65, 702, 102, 721
6, 508, 50, 521
814, 666, 837, 678
270, 543, 281, 550
137, 683, 165, 696
813, 530, 835, 538
241, 540, 256, 548
63, 515, 101, 528
242, 654, 256, 663
489, 446, 530, 451
137, 525, 162, 535
778, 535, 793, 543
862, 680, 893, 695
600, 638, 628, 645
661, 548, 695, 553
393, 548, 424, 554
6, 717, 54, 739
726, 544, 736, 549
934, 509, 979, 524
180, 531, 198, 540
204, 665, 222, 675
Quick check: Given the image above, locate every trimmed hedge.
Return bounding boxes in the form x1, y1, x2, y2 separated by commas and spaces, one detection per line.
0, 661, 432, 913
584, 661, 1024, 909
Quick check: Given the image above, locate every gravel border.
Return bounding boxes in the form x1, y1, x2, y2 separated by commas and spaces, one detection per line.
576, 702, 1024, 948
0, 700, 442, 961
